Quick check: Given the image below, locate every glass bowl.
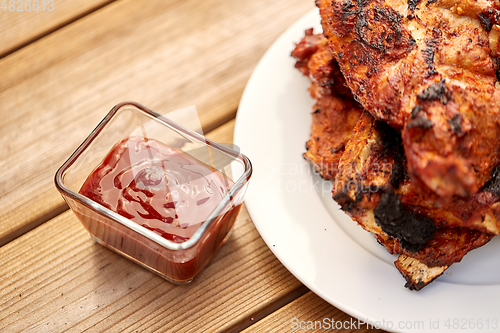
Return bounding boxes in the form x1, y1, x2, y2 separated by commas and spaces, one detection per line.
55, 102, 252, 284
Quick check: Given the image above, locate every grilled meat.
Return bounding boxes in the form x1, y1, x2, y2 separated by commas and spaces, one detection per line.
333, 111, 493, 289
303, 88, 363, 179
292, 30, 362, 179
294, 29, 495, 290
334, 112, 500, 236
316, 0, 500, 199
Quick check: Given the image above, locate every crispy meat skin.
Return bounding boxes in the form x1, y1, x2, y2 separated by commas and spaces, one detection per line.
304, 88, 363, 179
292, 31, 362, 179
317, 0, 500, 198
335, 113, 500, 235
333, 112, 494, 253
333, 112, 493, 288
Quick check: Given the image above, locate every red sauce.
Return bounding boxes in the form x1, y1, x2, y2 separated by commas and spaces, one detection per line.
80, 137, 232, 242
77, 137, 240, 282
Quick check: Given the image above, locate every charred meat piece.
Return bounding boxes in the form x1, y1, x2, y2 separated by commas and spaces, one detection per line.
292, 31, 362, 179
391, 224, 492, 290
333, 112, 406, 236
304, 86, 363, 179
333, 111, 493, 289
317, 0, 500, 199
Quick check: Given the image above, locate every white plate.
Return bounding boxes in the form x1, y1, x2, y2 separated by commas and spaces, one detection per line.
234, 8, 500, 333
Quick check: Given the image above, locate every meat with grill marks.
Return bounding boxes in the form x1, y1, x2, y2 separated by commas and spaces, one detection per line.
316, 0, 500, 199
333, 111, 493, 290
293, 32, 495, 289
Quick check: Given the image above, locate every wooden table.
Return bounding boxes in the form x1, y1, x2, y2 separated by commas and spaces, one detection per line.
0, 1, 381, 331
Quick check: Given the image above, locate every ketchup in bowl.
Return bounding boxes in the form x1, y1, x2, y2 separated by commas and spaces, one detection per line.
80, 137, 233, 243
56, 102, 251, 284
76, 137, 241, 283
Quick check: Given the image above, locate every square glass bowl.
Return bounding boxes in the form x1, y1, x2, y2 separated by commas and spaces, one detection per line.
55, 102, 252, 284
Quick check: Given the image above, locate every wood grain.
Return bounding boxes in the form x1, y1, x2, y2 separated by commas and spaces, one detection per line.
0, 0, 315, 246
0, 205, 305, 332
241, 292, 386, 333
0, 0, 116, 58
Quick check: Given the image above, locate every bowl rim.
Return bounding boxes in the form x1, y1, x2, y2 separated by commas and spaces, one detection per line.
54, 101, 252, 251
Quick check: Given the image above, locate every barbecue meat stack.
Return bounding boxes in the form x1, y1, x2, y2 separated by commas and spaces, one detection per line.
292, 2, 500, 288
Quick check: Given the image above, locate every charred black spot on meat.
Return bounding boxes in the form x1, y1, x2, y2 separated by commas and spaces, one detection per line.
375, 120, 399, 156
357, 11, 382, 51
357, 0, 374, 8
339, 0, 357, 34
407, 115, 433, 129
404, 275, 440, 291
333, 183, 367, 211
374, 191, 437, 252
448, 114, 463, 135
348, 4, 416, 58
375, 120, 407, 188
483, 163, 500, 196
330, 143, 345, 154
478, 11, 494, 32
411, 105, 423, 119
422, 43, 438, 76
417, 79, 449, 104
409, 36, 417, 47
493, 58, 500, 82
341, 0, 355, 14
422, 29, 441, 77
386, 8, 404, 40
333, 191, 356, 212
313, 108, 321, 114
426, 0, 437, 5
390, 156, 407, 189
407, 0, 420, 12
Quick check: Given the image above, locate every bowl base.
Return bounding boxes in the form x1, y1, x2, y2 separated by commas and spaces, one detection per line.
90, 234, 194, 285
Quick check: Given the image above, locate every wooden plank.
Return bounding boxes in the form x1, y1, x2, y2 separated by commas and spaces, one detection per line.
241, 292, 386, 333
0, 0, 316, 246
0, 205, 305, 332
0, 0, 116, 58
